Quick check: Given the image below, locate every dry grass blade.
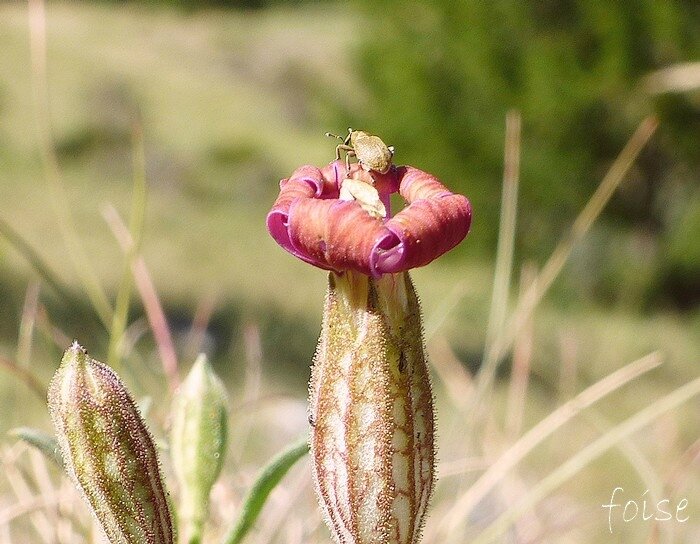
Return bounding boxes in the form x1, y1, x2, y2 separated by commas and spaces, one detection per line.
0, 355, 46, 402
438, 457, 491, 479
475, 110, 522, 405
443, 351, 662, 536
482, 116, 658, 389
0, 513, 11, 544
583, 412, 673, 544
183, 292, 218, 362
57, 477, 90, 544
29, 450, 58, 529
3, 445, 54, 543
470, 372, 700, 544
557, 328, 579, 404
232, 323, 265, 466
423, 279, 470, 341
108, 124, 147, 368
643, 61, 700, 94
0, 493, 49, 528
102, 204, 180, 391
17, 281, 40, 368
505, 263, 536, 441
423, 110, 519, 346
428, 335, 473, 411
27, 0, 113, 328
35, 305, 72, 350
0, 217, 73, 305
666, 437, 700, 496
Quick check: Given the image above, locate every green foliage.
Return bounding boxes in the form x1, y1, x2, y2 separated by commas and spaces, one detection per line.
222, 438, 309, 544
9, 427, 63, 468
345, 0, 700, 308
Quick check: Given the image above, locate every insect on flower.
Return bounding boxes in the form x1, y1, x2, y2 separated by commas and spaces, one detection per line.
326, 128, 395, 174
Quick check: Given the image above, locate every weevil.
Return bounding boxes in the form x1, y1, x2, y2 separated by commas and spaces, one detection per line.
326, 128, 395, 174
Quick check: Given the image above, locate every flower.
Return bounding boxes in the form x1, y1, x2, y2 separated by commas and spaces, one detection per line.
267, 155, 472, 544
266, 161, 472, 276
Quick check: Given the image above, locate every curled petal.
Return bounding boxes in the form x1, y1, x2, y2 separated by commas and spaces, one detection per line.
396, 166, 454, 201
376, 194, 472, 274
288, 198, 385, 275
267, 164, 341, 265
370, 166, 472, 275
267, 161, 472, 276
319, 161, 346, 196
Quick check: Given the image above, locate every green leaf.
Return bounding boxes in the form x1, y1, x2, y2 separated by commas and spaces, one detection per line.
221, 438, 309, 544
8, 427, 63, 468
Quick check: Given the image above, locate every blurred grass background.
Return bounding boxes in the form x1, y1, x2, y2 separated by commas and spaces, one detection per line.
0, 1, 699, 543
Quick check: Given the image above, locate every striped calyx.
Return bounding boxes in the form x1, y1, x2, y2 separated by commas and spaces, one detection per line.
310, 271, 435, 544
48, 341, 175, 544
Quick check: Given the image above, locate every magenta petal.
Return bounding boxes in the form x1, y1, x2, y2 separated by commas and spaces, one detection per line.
266, 209, 293, 255
287, 198, 385, 274
319, 161, 345, 198
266, 164, 340, 265
372, 167, 473, 274
267, 208, 325, 267
288, 165, 327, 197
267, 183, 316, 263
267, 161, 472, 275
395, 165, 452, 200
370, 231, 404, 276
380, 194, 472, 273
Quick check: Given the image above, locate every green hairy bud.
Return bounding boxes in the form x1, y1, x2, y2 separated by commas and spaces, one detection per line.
310, 271, 435, 544
170, 354, 228, 543
48, 341, 175, 544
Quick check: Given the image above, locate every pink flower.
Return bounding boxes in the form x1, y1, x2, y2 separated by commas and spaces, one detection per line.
267, 161, 472, 276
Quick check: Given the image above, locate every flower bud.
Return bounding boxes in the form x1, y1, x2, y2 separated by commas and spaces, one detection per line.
310, 271, 435, 544
170, 354, 228, 543
48, 341, 175, 544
